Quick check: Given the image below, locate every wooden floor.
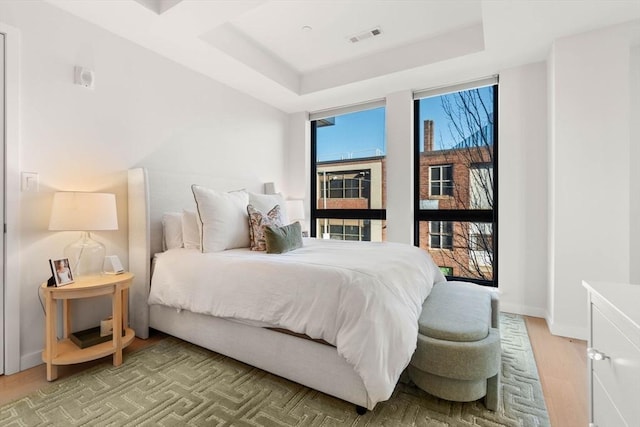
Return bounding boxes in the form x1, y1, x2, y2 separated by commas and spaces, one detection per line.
0, 317, 587, 426
524, 316, 588, 427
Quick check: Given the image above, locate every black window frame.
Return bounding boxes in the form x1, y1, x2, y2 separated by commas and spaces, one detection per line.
413, 84, 498, 287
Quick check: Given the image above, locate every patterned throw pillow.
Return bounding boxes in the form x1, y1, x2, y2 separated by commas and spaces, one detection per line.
247, 204, 283, 251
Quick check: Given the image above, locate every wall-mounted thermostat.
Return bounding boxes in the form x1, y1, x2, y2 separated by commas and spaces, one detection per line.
74, 66, 95, 89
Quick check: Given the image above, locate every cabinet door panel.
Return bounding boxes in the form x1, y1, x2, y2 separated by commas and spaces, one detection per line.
592, 306, 640, 425
592, 376, 626, 427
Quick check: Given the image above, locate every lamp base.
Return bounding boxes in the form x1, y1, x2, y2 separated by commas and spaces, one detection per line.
65, 231, 105, 277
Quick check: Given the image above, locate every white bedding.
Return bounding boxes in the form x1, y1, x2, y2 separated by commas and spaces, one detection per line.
148, 238, 446, 408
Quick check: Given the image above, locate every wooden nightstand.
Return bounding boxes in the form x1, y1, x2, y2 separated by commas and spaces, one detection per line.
41, 272, 135, 381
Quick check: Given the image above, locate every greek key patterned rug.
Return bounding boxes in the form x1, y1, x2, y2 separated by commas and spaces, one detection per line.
0, 313, 549, 426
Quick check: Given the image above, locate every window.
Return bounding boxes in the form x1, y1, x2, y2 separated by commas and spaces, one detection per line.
429, 165, 453, 197
439, 266, 454, 276
470, 163, 493, 209
319, 219, 372, 241
469, 222, 493, 272
311, 103, 386, 242
429, 221, 453, 249
470, 233, 493, 252
414, 79, 498, 286
320, 171, 369, 199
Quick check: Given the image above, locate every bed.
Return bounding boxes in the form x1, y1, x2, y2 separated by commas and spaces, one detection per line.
127, 167, 446, 411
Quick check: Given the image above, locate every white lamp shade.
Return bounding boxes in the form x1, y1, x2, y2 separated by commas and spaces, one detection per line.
285, 199, 305, 222
49, 192, 118, 231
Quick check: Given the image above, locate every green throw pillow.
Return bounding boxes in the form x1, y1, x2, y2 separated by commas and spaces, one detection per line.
264, 221, 303, 254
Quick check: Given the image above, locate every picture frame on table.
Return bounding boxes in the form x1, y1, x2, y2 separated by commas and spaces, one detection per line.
49, 258, 74, 287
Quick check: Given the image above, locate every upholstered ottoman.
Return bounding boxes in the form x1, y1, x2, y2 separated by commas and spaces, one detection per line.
408, 281, 501, 410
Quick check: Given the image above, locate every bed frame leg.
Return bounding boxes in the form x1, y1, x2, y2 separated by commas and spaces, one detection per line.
356, 405, 367, 415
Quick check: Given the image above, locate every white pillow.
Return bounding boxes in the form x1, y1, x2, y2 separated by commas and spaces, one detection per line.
192, 185, 250, 252
182, 210, 200, 250
162, 212, 183, 250
248, 192, 289, 224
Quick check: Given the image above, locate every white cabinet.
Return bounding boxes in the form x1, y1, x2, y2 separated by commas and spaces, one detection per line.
583, 281, 640, 427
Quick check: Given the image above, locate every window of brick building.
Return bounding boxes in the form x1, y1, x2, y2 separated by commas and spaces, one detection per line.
319, 219, 372, 241
414, 77, 498, 286
439, 266, 454, 276
429, 165, 453, 197
311, 102, 386, 241
429, 221, 453, 249
321, 171, 369, 199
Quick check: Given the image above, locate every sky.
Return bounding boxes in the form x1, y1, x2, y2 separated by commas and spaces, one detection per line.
316, 107, 386, 162
316, 86, 494, 161
418, 86, 494, 151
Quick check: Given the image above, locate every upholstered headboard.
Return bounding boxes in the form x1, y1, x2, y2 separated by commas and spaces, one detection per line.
127, 167, 263, 338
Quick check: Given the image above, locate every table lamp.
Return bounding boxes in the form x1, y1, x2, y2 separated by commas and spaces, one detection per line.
285, 199, 307, 236
285, 199, 304, 221
49, 192, 118, 277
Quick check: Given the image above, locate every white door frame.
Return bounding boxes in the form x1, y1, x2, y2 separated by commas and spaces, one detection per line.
0, 29, 4, 376
1, 21, 21, 375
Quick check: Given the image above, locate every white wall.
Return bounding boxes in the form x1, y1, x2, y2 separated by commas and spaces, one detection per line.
630, 45, 640, 284
498, 62, 549, 317
385, 91, 414, 245
0, 1, 288, 370
547, 25, 632, 339
283, 112, 310, 232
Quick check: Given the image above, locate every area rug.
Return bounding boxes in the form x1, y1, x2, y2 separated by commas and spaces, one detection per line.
0, 313, 549, 426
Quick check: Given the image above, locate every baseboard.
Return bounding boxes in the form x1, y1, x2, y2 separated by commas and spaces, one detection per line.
546, 318, 588, 341
21, 349, 44, 371
499, 302, 547, 318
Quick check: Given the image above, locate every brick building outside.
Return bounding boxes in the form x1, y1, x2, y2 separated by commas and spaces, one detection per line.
417, 120, 494, 280
315, 119, 493, 280
316, 156, 386, 242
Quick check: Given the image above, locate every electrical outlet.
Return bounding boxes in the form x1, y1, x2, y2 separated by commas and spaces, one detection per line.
21, 172, 39, 192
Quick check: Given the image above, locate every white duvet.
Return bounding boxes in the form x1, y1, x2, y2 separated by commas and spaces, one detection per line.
148, 238, 446, 408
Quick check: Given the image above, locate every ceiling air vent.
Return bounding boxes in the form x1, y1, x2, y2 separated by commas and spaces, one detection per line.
348, 26, 382, 44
